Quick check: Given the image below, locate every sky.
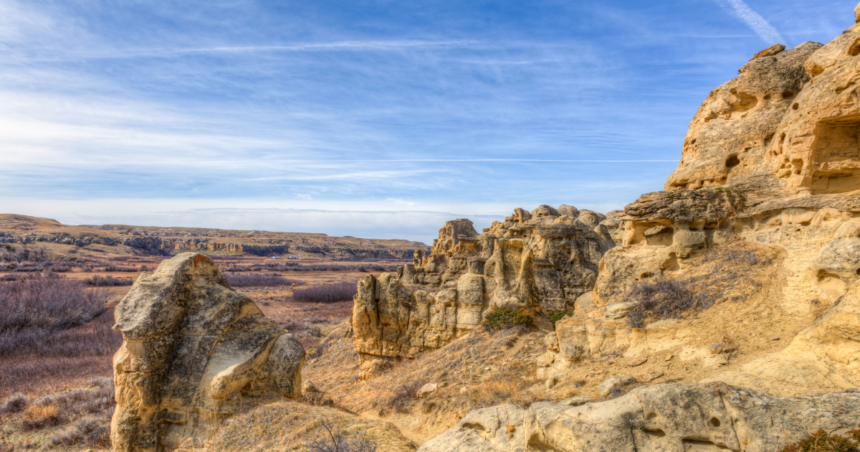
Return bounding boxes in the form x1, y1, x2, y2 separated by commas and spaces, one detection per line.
0, 0, 856, 244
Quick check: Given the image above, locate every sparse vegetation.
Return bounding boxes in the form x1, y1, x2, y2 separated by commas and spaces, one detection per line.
21, 404, 62, 431
625, 241, 775, 328
84, 274, 134, 286
482, 306, 534, 331
308, 420, 378, 452
224, 273, 302, 287
292, 282, 358, 303
208, 401, 411, 452
625, 277, 708, 328
777, 428, 860, 452
548, 310, 573, 329
0, 246, 48, 263
375, 380, 425, 414
100, 264, 138, 272
0, 274, 120, 398
0, 394, 28, 413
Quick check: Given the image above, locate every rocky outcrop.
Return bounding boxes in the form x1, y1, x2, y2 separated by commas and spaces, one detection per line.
594, 13, 860, 308
665, 41, 822, 192
110, 253, 304, 451
352, 205, 615, 378
419, 382, 860, 452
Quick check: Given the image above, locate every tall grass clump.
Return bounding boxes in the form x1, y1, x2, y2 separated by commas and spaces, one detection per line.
292, 282, 358, 303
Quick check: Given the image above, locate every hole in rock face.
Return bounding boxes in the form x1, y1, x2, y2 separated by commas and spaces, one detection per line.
645, 429, 666, 438
764, 94, 772, 100
726, 155, 741, 168
793, 103, 800, 110
810, 115, 860, 193
849, 39, 860, 56
782, 89, 795, 98
647, 412, 658, 420
809, 64, 825, 77
855, 268, 860, 276
710, 417, 721, 427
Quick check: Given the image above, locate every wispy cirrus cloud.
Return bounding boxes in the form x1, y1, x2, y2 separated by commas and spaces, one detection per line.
715, 0, 786, 45
0, 0, 850, 240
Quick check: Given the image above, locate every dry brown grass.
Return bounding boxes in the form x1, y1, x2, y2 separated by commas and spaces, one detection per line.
21, 405, 62, 431
626, 240, 779, 328
208, 401, 415, 452
303, 324, 551, 443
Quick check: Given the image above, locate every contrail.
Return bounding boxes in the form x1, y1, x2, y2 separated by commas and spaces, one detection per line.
718, 0, 785, 45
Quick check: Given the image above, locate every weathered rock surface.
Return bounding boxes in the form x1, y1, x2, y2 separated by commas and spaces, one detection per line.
353, 205, 615, 378
665, 41, 822, 192
594, 18, 860, 308
419, 383, 860, 452
111, 253, 304, 451
706, 279, 860, 396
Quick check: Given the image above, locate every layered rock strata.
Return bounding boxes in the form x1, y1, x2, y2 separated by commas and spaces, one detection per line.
110, 253, 304, 451
352, 207, 616, 378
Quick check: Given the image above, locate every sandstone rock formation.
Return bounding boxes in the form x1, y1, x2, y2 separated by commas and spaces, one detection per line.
419, 382, 860, 452
111, 253, 304, 451
414, 5, 860, 450
352, 206, 615, 378
594, 16, 860, 309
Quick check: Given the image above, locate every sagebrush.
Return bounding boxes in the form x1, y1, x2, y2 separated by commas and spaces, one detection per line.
482, 306, 533, 331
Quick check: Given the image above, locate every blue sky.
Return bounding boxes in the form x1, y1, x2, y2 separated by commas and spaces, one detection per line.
0, 0, 855, 243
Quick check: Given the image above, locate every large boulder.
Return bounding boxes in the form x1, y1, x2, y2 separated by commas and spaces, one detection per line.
111, 253, 304, 452
420, 382, 860, 452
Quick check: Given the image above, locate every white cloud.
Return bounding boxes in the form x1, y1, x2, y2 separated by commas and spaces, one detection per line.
716, 0, 786, 45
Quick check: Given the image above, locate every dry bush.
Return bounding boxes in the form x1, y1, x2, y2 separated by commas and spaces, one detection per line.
626, 241, 775, 328
0, 246, 48, 263
84, 274, 134, 286
308, 419, 378, 452
0, 393, 28, 413
224, 273, 302, 287
21, 404, 62, 431
51, 415, 111, 448
293, 282, 358, 303
101, 264, 138, 272
0, 273, 107, 332
0, 274, 120, 397
778, 428, 860, 452
625, 277, 709, 328
482, 306, 534, 331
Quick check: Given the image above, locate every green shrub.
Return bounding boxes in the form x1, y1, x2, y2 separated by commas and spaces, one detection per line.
482, 307, 533, 331
778, 428, 860, 452
548, 310, 573, 329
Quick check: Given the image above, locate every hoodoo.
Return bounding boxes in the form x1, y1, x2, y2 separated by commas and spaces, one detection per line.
110, 253, 304, 451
